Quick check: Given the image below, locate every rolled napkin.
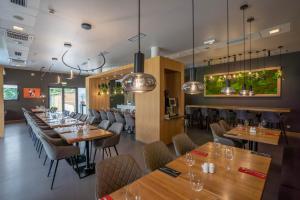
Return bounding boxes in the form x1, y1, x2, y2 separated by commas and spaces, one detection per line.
99, 195, 113, 200
238, 167, 266, 179
191, 150, 208, 157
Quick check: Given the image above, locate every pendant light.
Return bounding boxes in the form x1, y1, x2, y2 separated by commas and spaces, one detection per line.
182, 0, 204, 95
221, 0, 235, 95
239, 4, 249, 96
122, 0, 156, 93
66, 70, 74, 80
278, 45, 284, 80
247, 17, 255, 96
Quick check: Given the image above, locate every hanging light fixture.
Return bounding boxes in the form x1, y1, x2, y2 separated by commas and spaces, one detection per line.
221, 0, 235, 95
122, 0, 156, 93
278, 45, 284, 80
247, 17, 255, 96
239, 4, 249, 96
66, 70, 74, 80
182, 0, 204, 95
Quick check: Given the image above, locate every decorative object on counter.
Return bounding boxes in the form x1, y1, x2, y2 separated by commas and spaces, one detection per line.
204, 66, 281, 97
182, 0, 204, 95
220, 0, 235, 96
122, 0, 156, 93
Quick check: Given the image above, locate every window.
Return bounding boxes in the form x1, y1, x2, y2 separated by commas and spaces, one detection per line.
3, 84, 18, 100
64, 88, 76, 112
49, 87, 63, 111
77, 88, 86, 114
48, 87, 79, 112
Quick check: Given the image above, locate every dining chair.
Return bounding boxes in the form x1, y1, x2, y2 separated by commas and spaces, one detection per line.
92, 109, 101, 123
143, 141, 175, 172
79, 114, 88, 122
172, 133, 196, 156
218, 119, 232, 131
74, 113, 82, 120
106, 111, 116, 124
69, 112, 76, 118
124, 112, 135, 133
40, 134, 80, 190
95, 155, 143, 199
209, 123, 235, 147
93, 122, 124, 162
99, 110, 108, 120
114, 112, 125, 125
98, 120, 110, 130
86, 116, 96, 125
218, 120, 247, 148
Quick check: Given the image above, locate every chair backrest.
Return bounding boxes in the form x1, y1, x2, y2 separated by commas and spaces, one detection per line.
143, 141, 174, 172
210, 123, 225, 139
88, 109, 94, 116
219, 120, 231, 131
99, 110, 108, 120
98, 120, 110, 130
235, 110, 248, 121
74, 113, 82, 120
114, 112, 125, 124
95, 155, 143, 199
172, 133, 196, 156
69, 112, 76, 118
261, 112, 280, 123
92, 109, 101, 118
219, 110, 229, 120
80, 114, 88, 122
201, 108, 208, 117
108, 122, 123, 134
106, 111, 116, 123
86, 116, 96, 125
124, 113, 135, 127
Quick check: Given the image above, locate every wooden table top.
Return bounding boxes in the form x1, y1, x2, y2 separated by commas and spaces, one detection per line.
54, 125, 98, 134
35, 113, 84, 128
31, 108, 46, 113
110, 142, 271, 200
59, 129, 113, 144
186, 104, 291, 113
225, 126, 281, 145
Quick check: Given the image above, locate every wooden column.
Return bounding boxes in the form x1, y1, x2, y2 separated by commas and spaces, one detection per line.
0, 66, 4, 137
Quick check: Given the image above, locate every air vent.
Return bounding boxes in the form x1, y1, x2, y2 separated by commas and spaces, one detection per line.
15, 51, 22, 56
6, 30, 29, 41
128, 33, 146, 42
10, 0, 27, 7
10, 58, 26, 64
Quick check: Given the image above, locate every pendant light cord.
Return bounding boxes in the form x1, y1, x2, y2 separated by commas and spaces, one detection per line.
138, 0, 141, 52
243, 7, 246, 83
226, 0, 229, 75
190, 0, 195, 81
249, 18, 253, 84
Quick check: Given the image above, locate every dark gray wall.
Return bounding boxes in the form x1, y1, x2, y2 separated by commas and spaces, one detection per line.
185, 51, 300, 132
3, 68, 86, 121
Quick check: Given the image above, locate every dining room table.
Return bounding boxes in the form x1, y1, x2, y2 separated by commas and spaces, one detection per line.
107, 142, 271, 200
59, 128, 113, 178
224, 125, 281, 151
35, 113, 84, 128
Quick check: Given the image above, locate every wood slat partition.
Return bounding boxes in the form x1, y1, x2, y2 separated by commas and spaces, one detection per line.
0, 66, 3, 137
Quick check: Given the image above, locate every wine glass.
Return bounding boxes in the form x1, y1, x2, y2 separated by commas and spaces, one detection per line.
124, 184, 141, 200
225, 147, 234, 171
185, 153, 195, 177
189, 172, 204, 192
213, 141, 221, 158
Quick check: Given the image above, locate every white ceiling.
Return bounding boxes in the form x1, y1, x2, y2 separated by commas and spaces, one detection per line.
0, 0, 300, 74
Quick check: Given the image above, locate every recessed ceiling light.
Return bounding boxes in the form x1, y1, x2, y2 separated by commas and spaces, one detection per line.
269, 28, 280, 35
203, 38, 216, 45
13, 26, 24, 31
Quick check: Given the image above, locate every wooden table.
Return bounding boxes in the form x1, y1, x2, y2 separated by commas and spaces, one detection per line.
31, 108, 46, 113
35, 113, 84, 128
110, 142, 271, 200
54, 125, 98, 134
186, 104, 291, 113
225, 126, 281, 151
60, 129, 113, 178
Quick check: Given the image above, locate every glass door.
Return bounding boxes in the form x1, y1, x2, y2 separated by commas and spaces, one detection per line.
64, 88, 76, 112
49, 87, 63, 111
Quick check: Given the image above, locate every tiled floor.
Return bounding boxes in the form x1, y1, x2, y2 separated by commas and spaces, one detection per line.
0, 122, 299, 200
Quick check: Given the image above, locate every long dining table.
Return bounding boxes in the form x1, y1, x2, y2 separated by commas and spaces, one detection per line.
108, 142, 271, 200
35, 113, 84, 128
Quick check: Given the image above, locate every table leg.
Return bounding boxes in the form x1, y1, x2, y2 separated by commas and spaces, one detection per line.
85, 141, 90, 170
253, 142, 258, 152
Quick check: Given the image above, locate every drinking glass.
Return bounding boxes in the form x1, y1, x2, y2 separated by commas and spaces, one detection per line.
185, 153, 195, 177
124, 184, 141, 200
225, 147, 234, 171
213, 142, 221, 157
189, 172, 204, 192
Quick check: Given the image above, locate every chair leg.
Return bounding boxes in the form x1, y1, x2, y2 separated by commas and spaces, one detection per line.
43, 155, 48, 166
47, 160, 54, 177
113, 145, 119, 155
39, 146, 43, 158
51, 160, 59, 190
108, 148, 111, 157
102, 148, 105, 160
93, 148, 98, 163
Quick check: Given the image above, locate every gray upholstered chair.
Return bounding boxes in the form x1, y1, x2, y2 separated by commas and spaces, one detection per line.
99, 110, 108, 120
40, 133, 80, 190
218, 120, 246, 148
92, 109, 101, 123
98, 120, 110, 130
219, 120, 232, 131
95, 155, 143, 199
143, 141, 175, 172
114, 112, 125, 125
93, 122, 123, 162
74, 113, 82, 120
86, 116, 96, 125
79, 114, 88, 122
172, 133, 197, 156
106, 111, 116, 124
69, 112, 76, 118
210, 123, 235, 147
124, 113, 135, 133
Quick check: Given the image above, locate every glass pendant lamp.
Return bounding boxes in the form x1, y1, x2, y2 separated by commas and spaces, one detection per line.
182, 0, 204, 95
247, 17, 255, 96
239, 4, 249, 96
122, 0, 156, 93
221, 0, 235, 95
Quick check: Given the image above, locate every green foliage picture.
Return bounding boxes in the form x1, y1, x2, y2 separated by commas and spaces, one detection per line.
3, 84, 18, 100
204, 67, 281, 97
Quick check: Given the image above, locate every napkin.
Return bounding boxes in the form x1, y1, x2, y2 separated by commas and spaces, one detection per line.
191, 150, 208, 157
238, 167, 266, 179
100, 195, 113, 200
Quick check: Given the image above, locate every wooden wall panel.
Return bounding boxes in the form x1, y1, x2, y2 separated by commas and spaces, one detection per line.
0, 66, 4, 137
